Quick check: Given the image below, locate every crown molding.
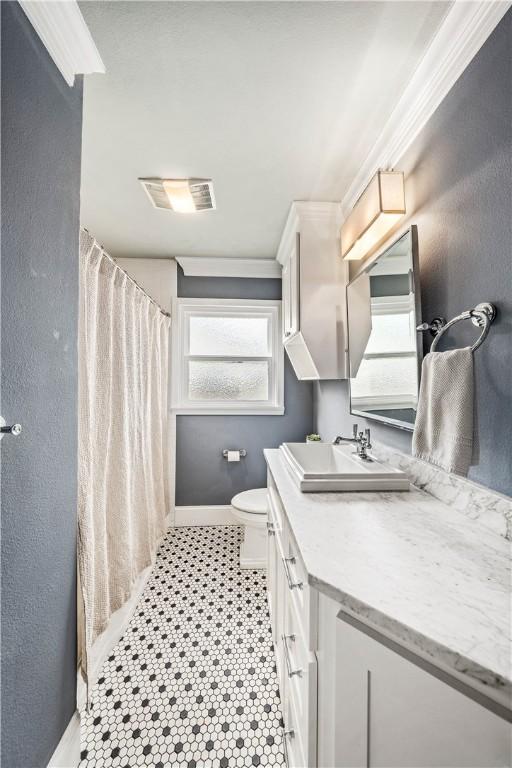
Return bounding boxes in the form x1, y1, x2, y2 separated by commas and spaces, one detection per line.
176, 256, 281, 279
276, 201, 342, 264
19, 0, 105, 87
341, 0, 511, 218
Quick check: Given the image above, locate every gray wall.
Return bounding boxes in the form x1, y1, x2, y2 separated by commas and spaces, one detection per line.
176, 267, 314, 505
315, 11, 512, 497
1, 4, 83, 766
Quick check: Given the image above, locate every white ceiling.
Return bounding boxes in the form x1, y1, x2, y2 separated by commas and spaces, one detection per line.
80, 1, 450, 260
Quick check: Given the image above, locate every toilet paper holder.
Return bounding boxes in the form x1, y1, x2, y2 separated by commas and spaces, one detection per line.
222, 449, 247, 459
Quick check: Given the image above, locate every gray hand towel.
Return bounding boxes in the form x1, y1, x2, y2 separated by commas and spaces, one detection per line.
412, 348, 473, 476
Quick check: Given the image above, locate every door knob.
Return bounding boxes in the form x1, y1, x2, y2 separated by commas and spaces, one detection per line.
1, 424, 22, 436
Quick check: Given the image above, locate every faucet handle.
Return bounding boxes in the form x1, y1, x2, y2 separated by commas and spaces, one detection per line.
352, 423, 358, 440
365, 428, 372, 448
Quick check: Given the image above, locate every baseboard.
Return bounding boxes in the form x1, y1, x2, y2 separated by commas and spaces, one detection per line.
174, 505, 236, 527
47, 710, 80, 768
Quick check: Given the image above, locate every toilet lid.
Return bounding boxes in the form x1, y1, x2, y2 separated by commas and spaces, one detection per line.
231, 488, 268, 515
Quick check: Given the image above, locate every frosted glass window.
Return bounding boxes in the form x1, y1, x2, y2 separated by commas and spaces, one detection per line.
351, 356, 418, 403
188, 361, 269, 401
189, 316, 269, 357
365, 312, 415, 355
173, 298, 283, 413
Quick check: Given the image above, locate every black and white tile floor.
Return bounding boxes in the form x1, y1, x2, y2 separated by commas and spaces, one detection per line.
79, 526, 286, 767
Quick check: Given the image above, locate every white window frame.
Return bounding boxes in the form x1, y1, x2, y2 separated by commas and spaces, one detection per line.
171, 297, 284, 415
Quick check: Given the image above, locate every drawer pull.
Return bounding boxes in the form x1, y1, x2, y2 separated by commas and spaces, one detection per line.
282, 556, 303, 590
281, 634, 303, 678
282, 727, 295, 766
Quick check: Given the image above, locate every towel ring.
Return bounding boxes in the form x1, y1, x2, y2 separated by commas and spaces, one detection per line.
430, 302, 496, 353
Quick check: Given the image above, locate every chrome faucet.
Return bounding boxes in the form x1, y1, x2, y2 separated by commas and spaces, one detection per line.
333, 424, 372, 461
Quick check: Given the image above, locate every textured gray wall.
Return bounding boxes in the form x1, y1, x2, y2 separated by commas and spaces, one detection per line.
1, 4, 83, 766
315, 11, 512, 496
176, 268, 314, 505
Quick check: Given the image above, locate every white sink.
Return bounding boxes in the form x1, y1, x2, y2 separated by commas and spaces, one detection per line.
280, 442, 410, 492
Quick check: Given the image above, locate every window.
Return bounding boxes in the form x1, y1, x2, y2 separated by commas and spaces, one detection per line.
351, 294, 419, 411
172, 298, 284, 414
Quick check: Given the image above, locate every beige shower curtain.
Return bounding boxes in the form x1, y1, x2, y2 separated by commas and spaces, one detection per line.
78, 230, 170, 680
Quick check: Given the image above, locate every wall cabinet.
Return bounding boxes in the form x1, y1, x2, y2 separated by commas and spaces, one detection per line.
267, 471, 512, 768
277, 202, 348, 380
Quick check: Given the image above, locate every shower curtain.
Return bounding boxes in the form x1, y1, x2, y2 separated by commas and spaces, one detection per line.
78, 230, 171, 680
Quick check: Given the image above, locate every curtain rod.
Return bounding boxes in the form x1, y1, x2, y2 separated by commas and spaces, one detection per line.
82, 228, 171, 318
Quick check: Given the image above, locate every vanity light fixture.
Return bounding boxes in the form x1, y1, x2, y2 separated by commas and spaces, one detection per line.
341, 170, 405, 260
139, 178, 216, 213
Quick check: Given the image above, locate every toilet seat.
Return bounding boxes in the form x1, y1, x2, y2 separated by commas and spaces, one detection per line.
231, 488, 268, 517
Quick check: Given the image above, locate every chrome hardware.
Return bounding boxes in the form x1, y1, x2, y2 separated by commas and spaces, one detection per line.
334, 423, 372, 461
333, 422, 359, 446
1, 424, 22, 436
281, 634, 302, 678
222, 449, 247, 458
282, 727, 295, 765
416, 317, 446, 337
430, 302, 496, 353
471, 302, 496, 327
282, 555, 303, 590
267, 521, 275, 537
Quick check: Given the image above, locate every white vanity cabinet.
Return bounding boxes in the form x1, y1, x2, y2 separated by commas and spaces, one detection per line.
267, 474, 318, 767
317, 593, 512, 768
266, 470, 512, 768
277, 202, 348, 380
326, 609, 512, 768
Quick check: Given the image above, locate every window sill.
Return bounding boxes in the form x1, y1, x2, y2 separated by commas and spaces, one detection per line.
172, 406, 285, 416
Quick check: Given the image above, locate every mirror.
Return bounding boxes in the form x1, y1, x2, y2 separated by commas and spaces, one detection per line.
347, 227, 422, 431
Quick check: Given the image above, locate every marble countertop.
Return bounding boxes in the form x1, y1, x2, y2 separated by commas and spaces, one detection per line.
264, 448, 512, 711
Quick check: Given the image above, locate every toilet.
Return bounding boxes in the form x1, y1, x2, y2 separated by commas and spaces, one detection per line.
230, 488, 269, 569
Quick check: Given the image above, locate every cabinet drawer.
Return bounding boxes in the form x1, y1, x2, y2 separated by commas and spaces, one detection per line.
283, 690, 307, 768
282, 594, 318, 767
283, 534, 318, 651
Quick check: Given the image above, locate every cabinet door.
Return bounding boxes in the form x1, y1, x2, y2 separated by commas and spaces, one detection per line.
282, 234, 300, 340
334, 615, 512, 768
288, 234, 300, 336
282, 258, 292, 339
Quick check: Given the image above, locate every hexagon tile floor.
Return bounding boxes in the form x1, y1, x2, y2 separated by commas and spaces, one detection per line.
79, 525, 286, 767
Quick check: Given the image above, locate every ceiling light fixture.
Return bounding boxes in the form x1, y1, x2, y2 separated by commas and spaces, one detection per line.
139, 178, 216, 213
341, 170, 405, 261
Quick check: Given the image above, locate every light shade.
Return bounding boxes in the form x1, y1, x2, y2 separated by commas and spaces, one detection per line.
139, 178, 216, 213
163, 180, 196, 213
341, 171, 405, 260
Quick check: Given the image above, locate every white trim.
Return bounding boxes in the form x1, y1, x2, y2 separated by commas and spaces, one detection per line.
47, 711, 80, 768
174, 505, 237, 527
371, 294, 415, 315
19, 0, 105, 87
173, 406, 285, 416
276, 201, 342, 265
341, 0, 511, 218
171, 298, 284, 415
176, 256, 281, 279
